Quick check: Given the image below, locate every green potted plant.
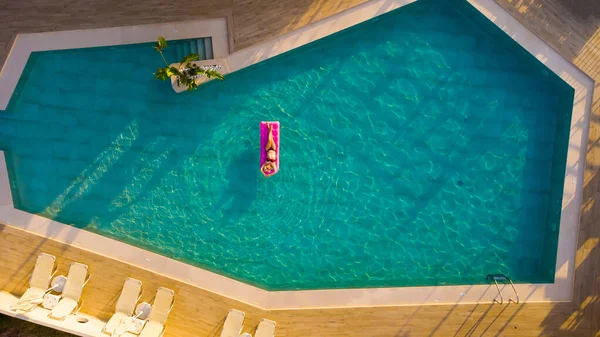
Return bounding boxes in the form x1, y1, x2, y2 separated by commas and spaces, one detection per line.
153, 36, 224, 91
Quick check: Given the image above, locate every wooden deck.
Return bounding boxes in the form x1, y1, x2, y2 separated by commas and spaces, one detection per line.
0, 224, 592, 337
0, 0, 368, 69
491, 0, 600, 336
1, 0, 599, 336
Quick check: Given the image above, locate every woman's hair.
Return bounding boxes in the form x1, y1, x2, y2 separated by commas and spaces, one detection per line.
263, 161, 276, 173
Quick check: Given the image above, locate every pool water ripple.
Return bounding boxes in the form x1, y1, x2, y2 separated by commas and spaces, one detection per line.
0, 0, 573, 290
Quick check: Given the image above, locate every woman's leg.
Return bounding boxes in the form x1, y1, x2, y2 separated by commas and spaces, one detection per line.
265, 123, 277, 151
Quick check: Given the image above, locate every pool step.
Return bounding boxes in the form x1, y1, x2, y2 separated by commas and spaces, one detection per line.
175, 43, 184, 63
196, 39, 206, 60
174, 38, 215, 63
204, 37, 214, 59
189, 40, 198, 55
182, 42, 191, 60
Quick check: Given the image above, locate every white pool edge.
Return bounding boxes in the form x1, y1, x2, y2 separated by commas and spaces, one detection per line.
0, 0, 593, 310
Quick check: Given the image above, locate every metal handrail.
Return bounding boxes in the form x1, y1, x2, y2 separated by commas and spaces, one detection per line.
506, 276, 520, 304
486, 273, 520, 304
486, 274, 504, 304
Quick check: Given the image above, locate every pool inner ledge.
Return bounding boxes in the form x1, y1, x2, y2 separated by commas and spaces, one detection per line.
0, 0, 594, 318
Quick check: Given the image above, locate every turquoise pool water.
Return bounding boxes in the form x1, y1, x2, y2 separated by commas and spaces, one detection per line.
1, 0, 574, 290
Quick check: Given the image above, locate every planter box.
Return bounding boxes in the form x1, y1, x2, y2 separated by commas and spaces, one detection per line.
169, 58, 230, 93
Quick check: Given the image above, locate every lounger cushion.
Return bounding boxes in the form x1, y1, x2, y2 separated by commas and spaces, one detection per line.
50, 297, 78, 319
21, 287, 45, 300
139, 320, 164, 337
13, 287, 45, 312
103, 312, 129, 335
30, 253, 55, 290
220, 309, 245, 337
148, 287, 174, 325
115, 278, 142, 315
63, 263, 88, 301
255, 319, 276, 337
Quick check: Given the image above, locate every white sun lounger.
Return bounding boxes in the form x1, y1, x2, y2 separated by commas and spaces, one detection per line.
220, 309, 245, 337
255, 318, 276, 337
138, 287, 175, 337
49, 262, 89, 320
102, 278, 143, 335
10, 253, 56, 312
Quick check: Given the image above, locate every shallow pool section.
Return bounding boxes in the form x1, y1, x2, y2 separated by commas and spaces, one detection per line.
0, 0, 574, 290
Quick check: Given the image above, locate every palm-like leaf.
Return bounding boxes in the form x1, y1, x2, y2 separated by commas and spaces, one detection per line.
187, 81, 199, 91
155, 36, 167, 50
167, 66, 180, 77
154, 66, 181, 81
179, 53, 199, 65
154, 67, 169, 80
179, 75, 195, 89
202, 68, 224, 80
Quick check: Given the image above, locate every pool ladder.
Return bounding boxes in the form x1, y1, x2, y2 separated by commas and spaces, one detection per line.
486, 273, 520, 304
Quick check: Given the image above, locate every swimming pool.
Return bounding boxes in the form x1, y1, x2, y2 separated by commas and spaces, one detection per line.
0, 0, 574, 290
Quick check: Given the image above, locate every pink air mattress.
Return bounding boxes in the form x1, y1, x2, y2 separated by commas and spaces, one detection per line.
260, 121, 279, 177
